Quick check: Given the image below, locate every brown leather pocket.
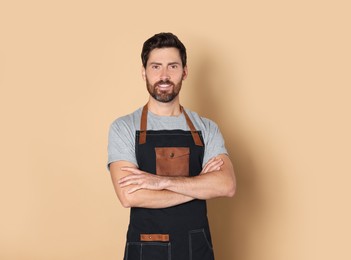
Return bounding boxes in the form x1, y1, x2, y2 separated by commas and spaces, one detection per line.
155, 147, 190, 176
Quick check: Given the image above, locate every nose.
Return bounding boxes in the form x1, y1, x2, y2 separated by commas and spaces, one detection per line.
160, 68, 170, 81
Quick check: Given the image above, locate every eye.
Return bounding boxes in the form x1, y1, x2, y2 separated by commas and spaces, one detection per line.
151, 65, 160, 70
170, 64, 178, 69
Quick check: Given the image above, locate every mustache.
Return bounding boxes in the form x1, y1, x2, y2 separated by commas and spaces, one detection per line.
154, 80, 175, 86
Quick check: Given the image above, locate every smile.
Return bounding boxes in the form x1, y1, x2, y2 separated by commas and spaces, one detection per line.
157, 84, 172, 89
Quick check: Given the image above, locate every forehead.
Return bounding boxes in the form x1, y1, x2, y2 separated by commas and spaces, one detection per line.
147, 47, 182, 64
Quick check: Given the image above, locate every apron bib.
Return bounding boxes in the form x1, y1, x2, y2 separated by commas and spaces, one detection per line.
123, 104, 215, 260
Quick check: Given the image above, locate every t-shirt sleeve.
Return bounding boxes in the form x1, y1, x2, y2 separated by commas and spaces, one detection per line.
202, 120, 228, 166
107, 118, 137, 169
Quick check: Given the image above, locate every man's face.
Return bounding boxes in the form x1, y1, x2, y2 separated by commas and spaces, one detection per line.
142, 47, 188, 103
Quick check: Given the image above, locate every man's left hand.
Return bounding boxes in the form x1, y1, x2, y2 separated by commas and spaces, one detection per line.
119, 167, 168, 193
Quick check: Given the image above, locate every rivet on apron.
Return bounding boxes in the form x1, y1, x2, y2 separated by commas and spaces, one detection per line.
170, 152, 175, 158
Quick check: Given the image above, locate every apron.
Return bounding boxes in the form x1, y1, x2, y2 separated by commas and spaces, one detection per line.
123, 104, 215, 260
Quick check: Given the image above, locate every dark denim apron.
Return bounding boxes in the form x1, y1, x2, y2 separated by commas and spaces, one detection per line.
123, 104, 215, 260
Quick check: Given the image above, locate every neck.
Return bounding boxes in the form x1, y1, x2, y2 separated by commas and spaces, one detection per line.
147, 96, 181, 116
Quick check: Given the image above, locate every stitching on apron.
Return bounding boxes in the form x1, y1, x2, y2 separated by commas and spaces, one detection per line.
125, 242, 129, 260
189, 228, 214, 255
168, 242, 171, 260
126, 242, 171, 260
140, 243, 142, 260
189, 231, 193, 260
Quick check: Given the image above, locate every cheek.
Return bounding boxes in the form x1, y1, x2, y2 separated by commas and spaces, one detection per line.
174, 73, 185, 82
146, 70, 161, 79
145, 73, 157, 83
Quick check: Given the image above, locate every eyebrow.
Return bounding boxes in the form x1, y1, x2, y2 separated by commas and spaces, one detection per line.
149, 62, 181, 66
168, 62, 181, 66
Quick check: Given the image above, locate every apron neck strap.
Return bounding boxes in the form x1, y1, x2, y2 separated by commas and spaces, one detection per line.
139, 104, 204, 147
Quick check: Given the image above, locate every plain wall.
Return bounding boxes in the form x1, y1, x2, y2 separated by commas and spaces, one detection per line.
1, 0, 350, 259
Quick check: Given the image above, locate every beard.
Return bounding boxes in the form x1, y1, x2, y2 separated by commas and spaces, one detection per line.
146, 77, 182, 103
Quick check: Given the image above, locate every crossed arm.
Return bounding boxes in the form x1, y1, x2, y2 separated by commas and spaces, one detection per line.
109, 154, 236, 209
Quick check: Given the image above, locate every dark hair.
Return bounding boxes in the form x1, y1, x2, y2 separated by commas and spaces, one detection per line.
141, 32, 187, 68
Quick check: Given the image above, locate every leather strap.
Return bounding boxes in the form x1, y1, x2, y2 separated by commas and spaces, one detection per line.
181, 106, 204, 147
138, 104, 204, 146
139, 104, 148, 144
140, 234, 170, 242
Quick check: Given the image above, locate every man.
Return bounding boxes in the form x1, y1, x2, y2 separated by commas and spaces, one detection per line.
108, 32, 236, 260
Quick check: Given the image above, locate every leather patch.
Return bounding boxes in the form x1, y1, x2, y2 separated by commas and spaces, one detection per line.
140, 234, 170, 242
155, 147, 190, 176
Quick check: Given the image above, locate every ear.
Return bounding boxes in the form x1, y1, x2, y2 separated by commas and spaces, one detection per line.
141, 66, 146, 81
182, 65, 188, 80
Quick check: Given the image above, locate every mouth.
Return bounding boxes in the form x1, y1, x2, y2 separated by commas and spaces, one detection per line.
155, 81, 174, 90
157, 83, 172, 89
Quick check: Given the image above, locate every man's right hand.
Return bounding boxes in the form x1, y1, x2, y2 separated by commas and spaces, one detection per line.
200, 157, 224, 175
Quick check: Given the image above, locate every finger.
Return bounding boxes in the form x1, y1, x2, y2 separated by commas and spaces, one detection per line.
213, 159, 224, 167
118, 174, 140, 182
202, 158, 218, 172
203, 160, 223, 174
203, 164, 213, 173
119, 180, 139, 188
202, 162, 213, 174
127, 186, 142, 194
202, 159, 223, 173
118, 175, 144, 185
209, 159, 223, 167
208, 161, 223, 172
204, 157, 221, 167
205, 157, 217, 165
119, 180, 138, 187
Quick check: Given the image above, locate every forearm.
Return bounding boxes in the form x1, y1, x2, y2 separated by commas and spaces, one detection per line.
117, 154, 236, 202
109, 161, 194, 208
118, 186, 194, 208
164, 169, 235, 200
157, 154, 235, 199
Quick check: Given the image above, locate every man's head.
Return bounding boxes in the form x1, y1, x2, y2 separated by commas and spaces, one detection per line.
141, 32, 187, 69
141, 33, 188, 103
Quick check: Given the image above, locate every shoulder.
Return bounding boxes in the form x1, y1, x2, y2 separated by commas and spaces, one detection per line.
110, 107, 142, 132
183, 108, 220, 132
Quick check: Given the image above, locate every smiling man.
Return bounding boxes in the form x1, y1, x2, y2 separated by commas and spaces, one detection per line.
108, 32, 236, 260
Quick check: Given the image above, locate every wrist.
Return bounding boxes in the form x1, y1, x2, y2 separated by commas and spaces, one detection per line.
159, 176, 172, 190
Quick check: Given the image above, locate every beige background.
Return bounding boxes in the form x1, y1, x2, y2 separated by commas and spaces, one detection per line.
1, 0, 350, 259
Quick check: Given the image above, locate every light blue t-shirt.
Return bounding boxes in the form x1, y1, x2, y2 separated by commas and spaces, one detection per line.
107, 107, 228, 169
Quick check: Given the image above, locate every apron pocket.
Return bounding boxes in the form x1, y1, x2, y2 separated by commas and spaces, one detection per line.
189, 229, 214, 260
155, 147, 190, 176
125, 242, 171, 260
